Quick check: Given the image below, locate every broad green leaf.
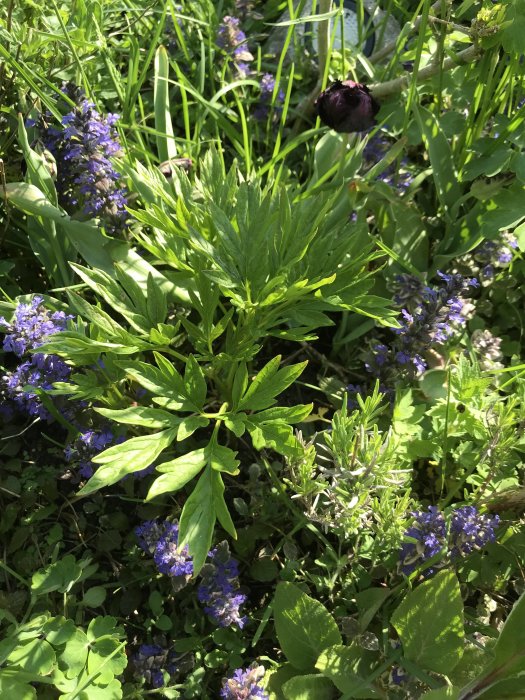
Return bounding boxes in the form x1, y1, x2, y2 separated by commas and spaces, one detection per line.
238, 357, 308, 411
87, 638, 127, 685
78, 428, 178, 496
42, 617, 77, 647
206, 440, 240, 474
154, 45, 177, 162
31, 555, 82, 595
59, 628, 90, 679
146, 449, 207, 500
82, 587, 107, 608
420, 689, 460, 699
0, 672, 36, 700
231, 363, 249, 409
184, 355, 207, 409
263, 663, 299, 699
7, 638, 55, 675
211, 471, 236, 539
176, 416, 209, 441
179, 466, 216, 574
391, 570, 464, 675
273, 582, 342, 672
95, 406, 180, 429
476, 677, 525, 699
282, 674, 336, 699
413, 105, 461, 213
247, 418, 301, 457
315, 644, 379, 697
483, 589, 525, 680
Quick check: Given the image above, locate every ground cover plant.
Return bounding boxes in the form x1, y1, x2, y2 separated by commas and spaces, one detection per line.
0, 0, 525, 697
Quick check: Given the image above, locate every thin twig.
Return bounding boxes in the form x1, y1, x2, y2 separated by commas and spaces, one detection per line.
370, 43, 480, 98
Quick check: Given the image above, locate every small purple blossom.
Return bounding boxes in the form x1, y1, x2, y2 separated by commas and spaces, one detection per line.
363, 133, 414, 192
135, 520, 193, 589
253, 73, 285, 121
449, 506, 499, 559
399, 506, 447, 577
475, 233, 518, 280
217, 15, 254, 73
365, 272, 477, 383
132, 643, 178, 689
0, 296, 71, 356
198, 542, 247, 628
1, 297, 72, 420
65, 427, 121, 478
399, 505, 500, 577
220, 665, 268, 700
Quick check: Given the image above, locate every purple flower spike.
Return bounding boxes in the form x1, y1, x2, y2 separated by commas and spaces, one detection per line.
197, 542, 247, 628
220, 664, 268, 700
135, 520, 193, 590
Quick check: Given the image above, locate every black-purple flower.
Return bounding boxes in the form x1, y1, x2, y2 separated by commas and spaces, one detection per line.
315, 80, 380, 133
197, 542, 247, 628
220, 664, 268, 700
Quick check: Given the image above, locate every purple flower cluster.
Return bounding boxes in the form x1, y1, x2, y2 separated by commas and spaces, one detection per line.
0, 296, 70, 356
65, 427, 119, 479
253, 73, 285, 122
33, 83, 128, 234
399, 505, 499, 577
1, 297, 72, 420
366, 272, 477, 379
220, 665, 268, 700
198, 542, 247, 628
449, 506, 499, 559
399, 506, 447, 577
474, 232, 518, 280
363, 133, 414, 192
136, 520, 194, 587
132, 643, 177, 689
216, 15, 253, 76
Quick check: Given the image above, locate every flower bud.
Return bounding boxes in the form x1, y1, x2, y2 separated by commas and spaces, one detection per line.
315, 80, 380, 133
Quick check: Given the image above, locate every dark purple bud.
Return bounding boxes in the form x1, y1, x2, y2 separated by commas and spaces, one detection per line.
314, 80, 380, 133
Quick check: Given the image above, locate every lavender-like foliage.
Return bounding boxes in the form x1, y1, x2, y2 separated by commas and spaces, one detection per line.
253, 73, 285, 121
1, 297, 72, 420
65, 427, 119, 479
399, 506, 447, 577
197, 541, 247, 628
132, 643, 177, 689
220, 664, 268, 700
135, 520, 193, 588
33, 83, 128, 234
449, 506, 499, 559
